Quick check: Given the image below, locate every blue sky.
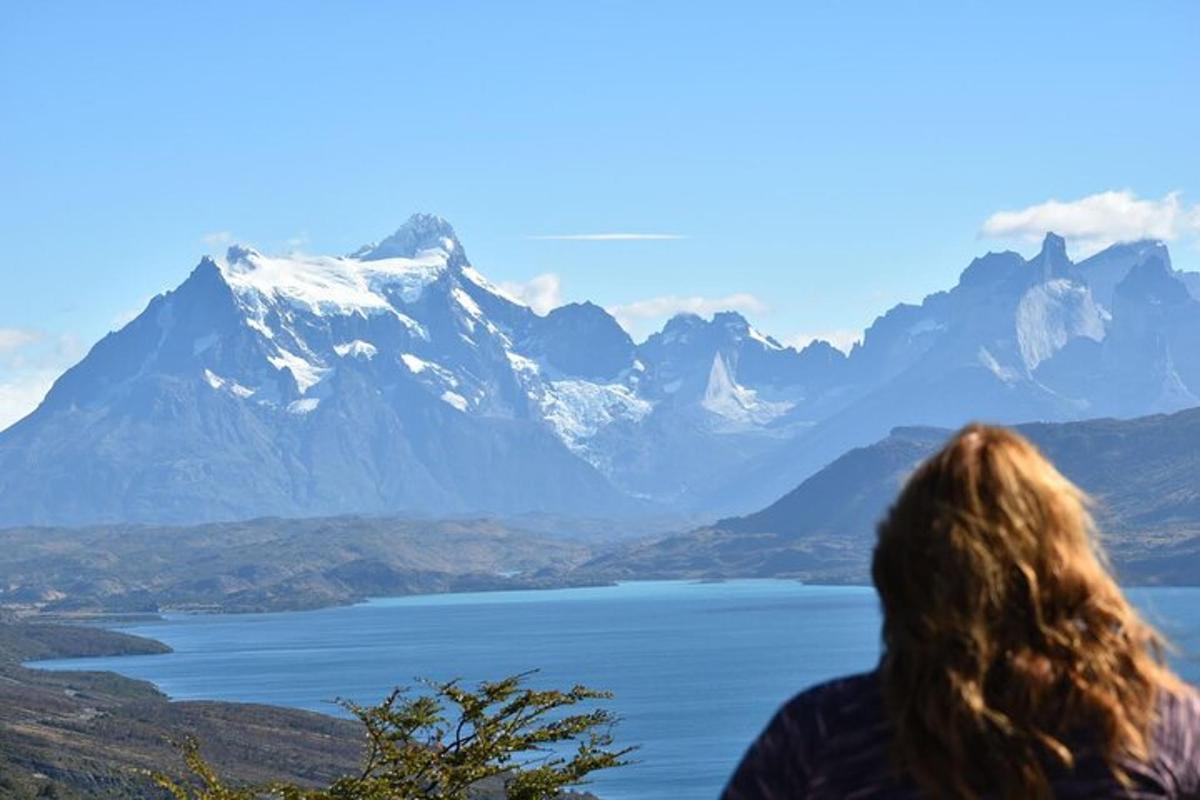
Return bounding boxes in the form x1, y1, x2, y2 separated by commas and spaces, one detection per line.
2, 1, 1199, 426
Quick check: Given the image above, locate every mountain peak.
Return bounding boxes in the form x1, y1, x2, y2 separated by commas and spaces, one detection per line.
958, 250, 1025, 288
1030, 231, 1071, 278
662, 312, 706, 330
712, 310, 750, 328
1115, 253, 1191, 305
1041, 231, 1066, 250
351, 213, 466, 265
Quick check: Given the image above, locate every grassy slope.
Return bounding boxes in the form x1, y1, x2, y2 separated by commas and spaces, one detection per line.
0, 515, 598, 614
0, 622, 364, 799
0, 623, 600, 800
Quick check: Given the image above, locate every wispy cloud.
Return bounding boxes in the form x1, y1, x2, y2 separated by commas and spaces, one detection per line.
283, 231, 310, 254
201, 230, 235, 248
525, 233, 687, 241
608, 293, 767, 339
0, 328, 40, 357
0, 372, 60, 430
497, 273, 564, 315
981, 190, 1200, 257
0, 328, 84, 431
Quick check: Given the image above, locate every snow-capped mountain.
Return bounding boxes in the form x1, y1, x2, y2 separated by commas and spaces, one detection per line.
0, 214, 813, 525
702, 233, 1200, 512
1, 217, 1198, 526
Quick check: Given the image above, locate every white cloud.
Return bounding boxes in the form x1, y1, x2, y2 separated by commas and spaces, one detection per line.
608, 293, 768, 339
981, 190, 1200, 257
0, 329, 84, 431
0, 371, 61, 430
525, 233, 686, 241
0, 328, 40, 357
283, 232, 310, 254
201, 230, 235, 248
783, 329, 862, 355
497, 273, 564, 315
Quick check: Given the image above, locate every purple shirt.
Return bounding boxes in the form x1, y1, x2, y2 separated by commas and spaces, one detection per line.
722, 671, 1200, 799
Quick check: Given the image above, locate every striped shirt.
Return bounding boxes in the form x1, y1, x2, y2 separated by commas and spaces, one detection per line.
722, 671, 1200, 799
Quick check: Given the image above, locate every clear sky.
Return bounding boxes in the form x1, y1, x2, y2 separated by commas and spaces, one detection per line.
2, 1, 1198, 426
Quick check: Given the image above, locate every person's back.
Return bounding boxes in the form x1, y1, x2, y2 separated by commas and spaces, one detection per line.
723, 671, 1200, 798
721, 424, 1200, 799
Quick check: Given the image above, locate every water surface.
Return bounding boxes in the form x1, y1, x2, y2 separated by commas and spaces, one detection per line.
34, 581, 1200, 799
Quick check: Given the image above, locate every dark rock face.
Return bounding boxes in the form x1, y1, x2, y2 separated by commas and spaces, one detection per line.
524, 302, 636, 381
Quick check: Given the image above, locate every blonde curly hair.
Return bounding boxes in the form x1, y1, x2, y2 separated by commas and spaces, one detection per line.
872, 423, 1183, 799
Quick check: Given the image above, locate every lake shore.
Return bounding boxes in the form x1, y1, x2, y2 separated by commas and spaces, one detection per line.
0, 620, 364, 799
8, 618, 603, 800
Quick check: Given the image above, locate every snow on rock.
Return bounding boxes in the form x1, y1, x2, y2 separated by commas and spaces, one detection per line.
702, 353, 792, 425
505, 350, 540, 375
1016, 279, 1107, 371
395, 313, 430, 340
538, 380, 653, 454
401, 353, 461, 390
287, 398, 321, 414
202, 369, 255, 398
400, 353, 429, 373
452, 287, 483, 317
334, 340, 378, 360
462, 265, 524, 307
267, 348, 328, 393
245, 318, 274, 338
747, 326, 783, 350
441, 390, 469, 412
221, 246, 449, 318
977, 347, 1020, 384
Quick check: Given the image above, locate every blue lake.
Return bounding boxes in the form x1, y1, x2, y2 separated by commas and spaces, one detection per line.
32, 581, 1200, 800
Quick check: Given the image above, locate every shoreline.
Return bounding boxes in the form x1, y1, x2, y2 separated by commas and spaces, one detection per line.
24, 575, 833, 630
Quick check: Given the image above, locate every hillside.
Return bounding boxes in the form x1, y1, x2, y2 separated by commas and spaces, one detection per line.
583, 407, 1200, 585
0, 622, 601, 799
0, 516, 596, 614
0, 622, 364, 799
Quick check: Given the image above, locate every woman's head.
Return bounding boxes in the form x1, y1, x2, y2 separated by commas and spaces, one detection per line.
872, 423, 1178, 800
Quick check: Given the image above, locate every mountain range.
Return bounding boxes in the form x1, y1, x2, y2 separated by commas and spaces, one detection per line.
2, 214, 1199, 526
583, 406, 1200, 585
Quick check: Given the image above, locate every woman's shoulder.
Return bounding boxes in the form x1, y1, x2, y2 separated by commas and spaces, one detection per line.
778, 670, 884, 721
1132, 682, 1200, 797
769, 670, 891, 757
1154, 682, 1200, 754
721, 671, 897, 800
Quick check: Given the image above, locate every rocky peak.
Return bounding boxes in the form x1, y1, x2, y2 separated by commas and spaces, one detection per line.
1028, 232, 1072, 281
957, 250, 1025, 289
351, 213, 466, 267
1115, 254, 1191, 306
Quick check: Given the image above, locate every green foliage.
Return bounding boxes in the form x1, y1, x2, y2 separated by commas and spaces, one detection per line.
151, 672, 633, 800
152, 739, 254, 800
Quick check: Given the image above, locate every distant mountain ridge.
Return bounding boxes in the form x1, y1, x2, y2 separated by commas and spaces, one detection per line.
582, 406, 1200, 586
695, 235, 1200, 511
1, 215, 1199, 525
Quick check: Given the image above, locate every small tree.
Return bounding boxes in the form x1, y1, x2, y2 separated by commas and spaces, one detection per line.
153, 672, 634, 800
